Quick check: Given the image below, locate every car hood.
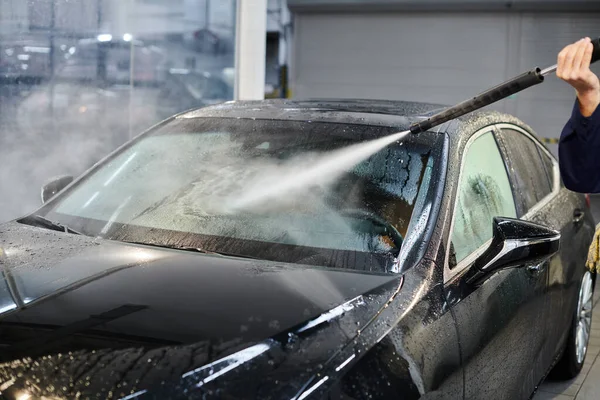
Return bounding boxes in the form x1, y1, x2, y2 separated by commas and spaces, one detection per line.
0, 222, 402, 399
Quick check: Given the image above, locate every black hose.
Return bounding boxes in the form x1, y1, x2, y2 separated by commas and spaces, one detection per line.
410, 68, 544, 134
410, 37, 600, 135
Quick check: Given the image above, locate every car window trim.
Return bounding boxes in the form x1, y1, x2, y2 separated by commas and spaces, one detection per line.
494, 123, 560, 221
491, 126, 528, 217
443, 123, 560, 284
443, 126, 509, 284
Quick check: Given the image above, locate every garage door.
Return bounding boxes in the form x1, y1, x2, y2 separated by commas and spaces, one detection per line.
292, 12, 600, 154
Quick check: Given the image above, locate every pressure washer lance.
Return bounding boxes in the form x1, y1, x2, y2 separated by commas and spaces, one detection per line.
409, 37, 600, 135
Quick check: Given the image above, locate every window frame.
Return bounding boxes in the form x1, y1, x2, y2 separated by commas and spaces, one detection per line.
495, 123, 560, 221
443, 126, 518, 282
443, 123, 561, 283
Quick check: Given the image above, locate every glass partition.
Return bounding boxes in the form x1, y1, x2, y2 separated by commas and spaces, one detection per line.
0, 0, 237, 222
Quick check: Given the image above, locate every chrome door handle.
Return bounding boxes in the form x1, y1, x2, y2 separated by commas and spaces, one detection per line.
574, 209, 585, 224
527, 262, 546, 274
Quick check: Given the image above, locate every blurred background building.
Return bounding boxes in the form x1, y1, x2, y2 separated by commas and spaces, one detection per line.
1, 0, 600, 222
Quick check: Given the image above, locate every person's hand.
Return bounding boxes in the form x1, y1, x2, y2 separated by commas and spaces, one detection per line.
557, 37, 600, 117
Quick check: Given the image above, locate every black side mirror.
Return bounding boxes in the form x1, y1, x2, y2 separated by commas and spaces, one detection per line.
41, 175, 73, 204
466, 217, 560, 286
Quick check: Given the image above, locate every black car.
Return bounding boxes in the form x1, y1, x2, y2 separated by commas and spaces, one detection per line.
0, 100, 595, 400
56, 37, 166, 86
0, 41, 52, 84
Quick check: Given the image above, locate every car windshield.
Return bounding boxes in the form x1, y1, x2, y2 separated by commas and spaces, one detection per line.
35, 117, 437, 272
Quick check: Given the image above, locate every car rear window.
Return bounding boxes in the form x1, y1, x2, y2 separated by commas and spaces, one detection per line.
498, 129, 553, 215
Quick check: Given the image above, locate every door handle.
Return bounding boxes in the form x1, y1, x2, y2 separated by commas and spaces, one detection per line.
574, 209, 585, 224
527, 262, 547, 274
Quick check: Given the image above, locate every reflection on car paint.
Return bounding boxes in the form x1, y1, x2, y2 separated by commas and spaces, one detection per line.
296, 295, 365, 334
182, 342, 272, 385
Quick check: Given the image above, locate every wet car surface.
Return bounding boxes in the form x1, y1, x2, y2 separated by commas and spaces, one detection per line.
0, 99, 595, 399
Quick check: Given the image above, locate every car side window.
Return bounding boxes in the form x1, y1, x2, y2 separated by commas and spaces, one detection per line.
499, 129, 553, 214
450, 131, 517, 265
537, 146, 556, 193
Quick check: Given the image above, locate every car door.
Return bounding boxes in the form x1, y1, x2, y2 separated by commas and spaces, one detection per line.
495, 124, 589, 367
443, 128, 549, 400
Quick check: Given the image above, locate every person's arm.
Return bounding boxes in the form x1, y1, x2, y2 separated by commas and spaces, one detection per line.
557, 38, 600, 193
559, 100, 600, 192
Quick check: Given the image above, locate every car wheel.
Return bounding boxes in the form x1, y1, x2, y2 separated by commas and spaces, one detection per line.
551, 271, 594, 380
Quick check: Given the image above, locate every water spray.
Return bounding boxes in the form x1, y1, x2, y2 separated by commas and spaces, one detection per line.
227, 130, 411, 213
230, 37, 600, 212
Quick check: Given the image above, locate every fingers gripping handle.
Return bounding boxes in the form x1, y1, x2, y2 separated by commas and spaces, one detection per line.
540, 37, 600, 76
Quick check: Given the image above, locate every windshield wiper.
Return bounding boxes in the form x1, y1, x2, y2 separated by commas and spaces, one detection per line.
119, 240, 258, 260
18, 214, 82, 235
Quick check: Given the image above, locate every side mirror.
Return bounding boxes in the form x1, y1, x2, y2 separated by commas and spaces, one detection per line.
466, 217, 560, 286
41, 175, 73, 204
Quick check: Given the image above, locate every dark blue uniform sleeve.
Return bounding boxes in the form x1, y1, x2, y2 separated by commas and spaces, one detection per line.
559, 100, 600, 193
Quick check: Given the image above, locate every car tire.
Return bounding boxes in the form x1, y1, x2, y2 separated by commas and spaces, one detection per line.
551, 271, 595, 380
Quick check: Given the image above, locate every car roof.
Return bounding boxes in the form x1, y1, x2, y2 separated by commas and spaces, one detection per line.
177, 99, 446, 129
176, 99, 536, 147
